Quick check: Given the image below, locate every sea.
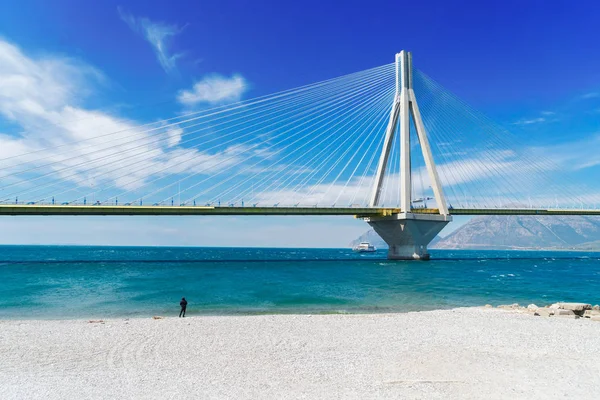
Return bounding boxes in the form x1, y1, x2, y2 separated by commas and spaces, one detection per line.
0, 245, 599, 319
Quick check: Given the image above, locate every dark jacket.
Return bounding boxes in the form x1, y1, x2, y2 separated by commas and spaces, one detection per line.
180, 299, 188, 308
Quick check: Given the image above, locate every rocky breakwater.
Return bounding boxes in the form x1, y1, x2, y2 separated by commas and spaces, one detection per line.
491, 303, 600, 320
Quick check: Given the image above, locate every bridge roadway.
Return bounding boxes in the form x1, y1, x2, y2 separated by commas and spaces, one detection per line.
1, 204, 600, 217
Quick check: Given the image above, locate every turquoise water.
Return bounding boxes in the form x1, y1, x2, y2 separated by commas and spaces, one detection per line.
0, 246, 599, 319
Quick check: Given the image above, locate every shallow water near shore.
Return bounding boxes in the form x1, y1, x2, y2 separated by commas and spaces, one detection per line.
0, 245, 599, 319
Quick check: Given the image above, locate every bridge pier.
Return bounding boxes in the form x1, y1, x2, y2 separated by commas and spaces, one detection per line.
366, 213, 451, 260
366, 51, 451, 260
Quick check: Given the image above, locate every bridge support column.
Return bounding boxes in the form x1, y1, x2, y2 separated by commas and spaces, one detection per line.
366, 50, 451, 260
366, 213, 451, 260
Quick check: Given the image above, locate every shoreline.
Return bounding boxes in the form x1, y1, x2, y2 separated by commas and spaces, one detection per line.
2, 301, 600, 321
2, 307, 599, 399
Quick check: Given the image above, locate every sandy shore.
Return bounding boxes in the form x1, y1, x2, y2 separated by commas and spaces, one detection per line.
1, 307, 599, 399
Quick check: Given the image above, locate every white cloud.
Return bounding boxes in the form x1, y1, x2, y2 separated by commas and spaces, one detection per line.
513, 117, 546, 125
530, 132, 600, 171
0, 41, 102, 124
0, 39, 260, 203
177, 74, 248, 107
242, 142, 598, 210
513, 109, 563, 125
118, 7, 185, 74
248, 178, 374, 208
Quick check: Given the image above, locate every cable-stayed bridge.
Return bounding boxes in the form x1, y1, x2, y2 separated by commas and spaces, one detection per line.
1, 51, 599, 259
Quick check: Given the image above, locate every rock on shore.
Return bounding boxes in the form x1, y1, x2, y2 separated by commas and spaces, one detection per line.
496, 302, 600, 320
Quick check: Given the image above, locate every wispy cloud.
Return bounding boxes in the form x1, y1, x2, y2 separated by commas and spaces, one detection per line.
244, 146, 600, 210
513, 110, 561, 125
530, 132, 600, 171
118, 6, 185, 74
513, 117, 546, 125
177, 74, 248, 107
579, 92, 599, 100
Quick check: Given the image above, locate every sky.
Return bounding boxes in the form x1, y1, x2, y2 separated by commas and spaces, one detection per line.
0, 0, 600, 247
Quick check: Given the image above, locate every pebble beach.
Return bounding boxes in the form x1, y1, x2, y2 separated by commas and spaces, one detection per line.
1, 307, 599, 399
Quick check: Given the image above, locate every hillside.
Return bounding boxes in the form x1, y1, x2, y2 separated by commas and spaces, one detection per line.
573, 240, 600, 251
437, 215, 600, 250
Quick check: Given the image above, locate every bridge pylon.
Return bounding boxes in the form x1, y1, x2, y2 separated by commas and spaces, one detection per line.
367, 51, 452, 260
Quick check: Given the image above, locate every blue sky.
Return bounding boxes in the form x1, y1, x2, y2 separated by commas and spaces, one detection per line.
0, 0, 599, 246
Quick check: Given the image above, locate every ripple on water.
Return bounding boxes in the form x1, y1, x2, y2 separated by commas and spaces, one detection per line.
1, 247, 599, 319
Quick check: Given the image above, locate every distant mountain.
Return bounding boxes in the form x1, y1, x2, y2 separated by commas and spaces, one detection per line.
350, 215, 600, 250
437, 215, 600, 250
572, 240, 600, 251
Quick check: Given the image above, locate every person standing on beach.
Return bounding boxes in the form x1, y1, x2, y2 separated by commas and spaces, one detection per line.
179, 297, 188, 317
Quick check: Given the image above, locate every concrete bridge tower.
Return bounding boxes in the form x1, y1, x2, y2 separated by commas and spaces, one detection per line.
367, 51, 452, 260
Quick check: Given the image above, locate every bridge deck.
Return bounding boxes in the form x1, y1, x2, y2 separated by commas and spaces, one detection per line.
0, 205, 599, 216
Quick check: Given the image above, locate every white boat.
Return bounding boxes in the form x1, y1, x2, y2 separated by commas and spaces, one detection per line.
352, 241, 377, 253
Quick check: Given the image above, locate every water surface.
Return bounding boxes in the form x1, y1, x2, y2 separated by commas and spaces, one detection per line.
0, 246, 598, 319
